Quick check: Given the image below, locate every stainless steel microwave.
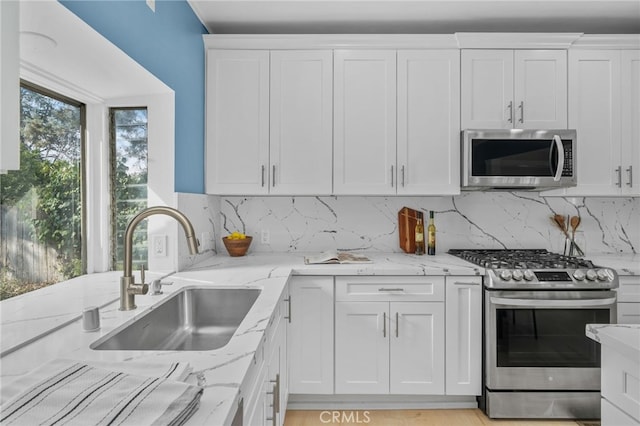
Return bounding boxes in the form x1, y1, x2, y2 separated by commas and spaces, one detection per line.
461, 129, 577, 191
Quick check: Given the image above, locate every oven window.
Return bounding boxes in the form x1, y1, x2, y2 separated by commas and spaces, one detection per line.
471, 139, 567, 177
496, 308, 609, 368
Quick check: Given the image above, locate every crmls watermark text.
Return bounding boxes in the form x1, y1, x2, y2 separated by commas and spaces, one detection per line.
319, 411, 371, 424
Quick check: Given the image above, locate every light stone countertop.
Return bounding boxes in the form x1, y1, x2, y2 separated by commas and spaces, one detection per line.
586, 323, 640, 361
588, 253, 640, 276
0, 251, 480, 426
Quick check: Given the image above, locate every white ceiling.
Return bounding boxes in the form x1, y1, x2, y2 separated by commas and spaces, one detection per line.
188, 0, 640, 34
19, 0, 170, 103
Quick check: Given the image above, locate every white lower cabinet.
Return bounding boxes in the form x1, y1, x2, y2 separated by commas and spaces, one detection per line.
243, 285, 289, 426
618, 276, 640, 324
334, 276, 445, 395
287, 276, 334, 394
445, 276, 482, 395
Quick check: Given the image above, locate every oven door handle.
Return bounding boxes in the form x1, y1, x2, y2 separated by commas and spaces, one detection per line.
490, 296, 616, 308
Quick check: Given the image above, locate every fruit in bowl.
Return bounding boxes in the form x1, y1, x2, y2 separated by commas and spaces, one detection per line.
222, 232, 252, 257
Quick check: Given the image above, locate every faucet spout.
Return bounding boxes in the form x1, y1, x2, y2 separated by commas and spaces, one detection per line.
120, 206, 199, 311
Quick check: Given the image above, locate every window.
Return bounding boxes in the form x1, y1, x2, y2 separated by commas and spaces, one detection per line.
110, 108, 148, 271
0, 82, 85, 299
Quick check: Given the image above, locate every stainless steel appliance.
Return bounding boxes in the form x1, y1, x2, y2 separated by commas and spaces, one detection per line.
461, 129, 577, 190
448, 249, 618, 419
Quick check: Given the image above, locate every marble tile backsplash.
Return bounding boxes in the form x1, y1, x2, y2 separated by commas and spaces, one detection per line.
216, 193, 639, 255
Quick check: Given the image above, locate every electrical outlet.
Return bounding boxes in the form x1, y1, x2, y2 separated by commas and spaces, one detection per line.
200, 232, 212, 250
261, 229, 270, 244
152, 234, 167, 257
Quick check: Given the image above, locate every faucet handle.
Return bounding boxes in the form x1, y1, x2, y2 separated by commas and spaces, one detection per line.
151, 280, 173, 295
140, 264, 146, 285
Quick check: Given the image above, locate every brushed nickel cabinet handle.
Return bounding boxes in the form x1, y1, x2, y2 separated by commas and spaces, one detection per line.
378, 287, 405, 292
616, 166, 622, 188
395, 312, 399, 338
401, 165, 405, 187
627, 166, 633, 187
272, 165, 276, 187
284, 296, 291, 323
383, 312, 386, 338
453, 281, 481, 286
261, 165, 265, 187
391, 165, 394, 187
518, 101, 524, 123
507, 101, 513, 123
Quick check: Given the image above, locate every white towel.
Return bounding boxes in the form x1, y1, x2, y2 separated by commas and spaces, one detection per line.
0, 360, 202, 426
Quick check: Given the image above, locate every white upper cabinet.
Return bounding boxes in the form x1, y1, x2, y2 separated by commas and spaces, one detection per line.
461, 49, 567, 129
0, 0, 20, 173
621, 50, 640, 195
270, 51, 333, 195
553, 49, 639, 197
206, 50, 270, 194
397, 50, 460, 195
206, 49, 333, 195
333, 50, 397, 195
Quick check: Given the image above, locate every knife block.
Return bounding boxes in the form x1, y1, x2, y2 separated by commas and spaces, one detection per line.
398, 207, 422, 254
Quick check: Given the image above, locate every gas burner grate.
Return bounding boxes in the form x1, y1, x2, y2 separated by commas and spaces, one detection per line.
448, 249, 596, 270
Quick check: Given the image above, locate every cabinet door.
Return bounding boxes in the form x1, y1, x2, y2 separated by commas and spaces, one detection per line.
564, 50, 622, 196
514, 50, 567, 129
445, 277, 482, 396
206, 50, 270, 195
461, 50, 514, 129
335, 301, 389, 394
390, 302, 445, 394
334, 50, 397, 194
621, 50, 640, 195
270, 51, 333, 195
618, 303, 640, 324
397, 50, 460, 195
288, 277, 334, 394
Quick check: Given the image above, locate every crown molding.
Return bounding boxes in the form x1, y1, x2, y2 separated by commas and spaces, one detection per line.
455, 33, 583, 49
570, 34, 640, 49
204, 33, 640, 51
204, 34, 460, 50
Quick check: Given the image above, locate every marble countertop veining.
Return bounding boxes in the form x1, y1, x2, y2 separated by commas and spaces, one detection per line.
0, 252, 480, 426
586, 323, 640, 361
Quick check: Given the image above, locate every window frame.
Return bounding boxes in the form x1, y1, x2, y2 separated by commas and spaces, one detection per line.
18, 80, 88, 275
108, 106, 149, 271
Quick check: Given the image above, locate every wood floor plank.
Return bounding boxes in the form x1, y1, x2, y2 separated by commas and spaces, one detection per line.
284, 409, 583, 426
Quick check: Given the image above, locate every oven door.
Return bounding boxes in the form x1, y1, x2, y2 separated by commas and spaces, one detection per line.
485, 290, 616, 391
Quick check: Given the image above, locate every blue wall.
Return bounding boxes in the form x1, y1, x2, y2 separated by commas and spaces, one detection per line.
60, 0, 208, 193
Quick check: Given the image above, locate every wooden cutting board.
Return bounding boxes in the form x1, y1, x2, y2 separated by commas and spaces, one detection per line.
398, 207, 422, 254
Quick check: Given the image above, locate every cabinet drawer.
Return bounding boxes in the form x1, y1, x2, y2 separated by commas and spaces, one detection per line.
619, 276, 640, 303
618, 303, 640, 324
335, 276, 445, 302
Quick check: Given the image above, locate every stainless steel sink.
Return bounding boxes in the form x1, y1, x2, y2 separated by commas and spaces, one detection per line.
91, 287, 260, 351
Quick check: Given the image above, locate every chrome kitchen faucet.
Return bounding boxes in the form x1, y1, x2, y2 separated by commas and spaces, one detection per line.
120, 206, 199, 311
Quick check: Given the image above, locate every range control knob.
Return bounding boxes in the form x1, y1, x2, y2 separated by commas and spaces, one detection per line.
512, 270, 524, 281
523, 270, 535, 281
585, 269, 598, 281
499, 270, 513, 281
597, 269, 614, 282
572, 270, 586, 281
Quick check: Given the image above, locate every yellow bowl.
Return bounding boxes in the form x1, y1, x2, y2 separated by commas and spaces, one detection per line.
222, 236, 252, 257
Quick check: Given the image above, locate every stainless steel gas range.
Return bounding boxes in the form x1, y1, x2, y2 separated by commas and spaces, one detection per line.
448, 249, 619, 420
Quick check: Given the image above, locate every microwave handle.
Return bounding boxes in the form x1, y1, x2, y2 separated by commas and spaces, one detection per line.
490, 296, 616, 309
552, 135, 565, 182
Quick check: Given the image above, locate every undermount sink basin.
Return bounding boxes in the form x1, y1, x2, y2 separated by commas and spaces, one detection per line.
91, 287, 260, 351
